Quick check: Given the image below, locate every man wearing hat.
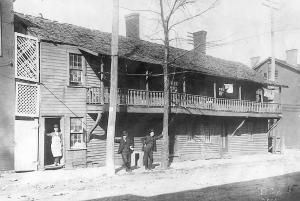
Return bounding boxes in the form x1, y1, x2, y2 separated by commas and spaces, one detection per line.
116, 130, 134, 172
142, 129, 163, 170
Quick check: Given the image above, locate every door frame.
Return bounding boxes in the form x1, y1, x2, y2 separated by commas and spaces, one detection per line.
39, 116, 65, 169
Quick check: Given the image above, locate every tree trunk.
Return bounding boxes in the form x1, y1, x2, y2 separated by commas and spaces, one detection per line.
161, 28, 170, 169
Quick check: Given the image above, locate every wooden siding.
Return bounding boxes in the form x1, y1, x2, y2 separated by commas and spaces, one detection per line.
40, 42, 87, 116
173, 119, 221, 161
39, 42, 105, 168
87, 138, 162, 167
175, 135, 220, 160
65, 149, 87, 168
228, 119, 268, 155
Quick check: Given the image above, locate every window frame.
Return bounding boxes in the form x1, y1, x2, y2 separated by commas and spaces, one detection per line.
68, 53, 85, 86
70, 117, 86, 149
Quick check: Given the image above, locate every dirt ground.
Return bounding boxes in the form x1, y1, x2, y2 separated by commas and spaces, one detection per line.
1, 151, 300, 201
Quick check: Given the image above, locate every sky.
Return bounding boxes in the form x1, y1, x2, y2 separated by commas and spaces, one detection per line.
13, 0, 300, 67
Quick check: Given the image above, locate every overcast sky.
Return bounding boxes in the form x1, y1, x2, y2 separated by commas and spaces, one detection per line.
14, 0, 300, 66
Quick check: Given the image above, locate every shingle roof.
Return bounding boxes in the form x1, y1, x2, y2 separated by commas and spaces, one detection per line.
15, 12, 281, 86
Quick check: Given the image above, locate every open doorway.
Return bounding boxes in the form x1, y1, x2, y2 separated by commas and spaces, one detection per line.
44, 118, 61, 166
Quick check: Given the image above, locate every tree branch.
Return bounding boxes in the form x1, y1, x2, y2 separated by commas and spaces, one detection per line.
120, 6, 161, 15
168, 0, 219, 31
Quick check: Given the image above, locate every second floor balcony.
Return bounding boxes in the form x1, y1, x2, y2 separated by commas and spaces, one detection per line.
86, 87, 282, 117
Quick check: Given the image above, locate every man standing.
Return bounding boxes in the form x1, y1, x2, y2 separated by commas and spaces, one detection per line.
116, 131, 134, 172
142, 129, 163, 170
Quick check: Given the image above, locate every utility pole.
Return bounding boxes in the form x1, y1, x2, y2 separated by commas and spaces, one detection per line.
263, 0, 279, 82
106, 0, 119, 176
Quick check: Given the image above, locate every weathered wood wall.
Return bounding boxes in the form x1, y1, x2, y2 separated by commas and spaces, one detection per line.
0, 0, 15, 171
228, 118, 268, 155
39, 42, 105, 168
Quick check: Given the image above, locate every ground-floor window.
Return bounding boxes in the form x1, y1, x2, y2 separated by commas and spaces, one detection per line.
70, 117, 85, 149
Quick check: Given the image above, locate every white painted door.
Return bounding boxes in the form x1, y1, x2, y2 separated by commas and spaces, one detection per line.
15, 119, 39, 171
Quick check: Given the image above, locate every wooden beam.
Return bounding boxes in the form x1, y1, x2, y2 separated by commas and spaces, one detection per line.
231, 119, 246, 136
78, 47, 99, 56
87, 112, 103, 142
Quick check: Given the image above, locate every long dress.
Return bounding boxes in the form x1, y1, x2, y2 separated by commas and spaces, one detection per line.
51, 132, 62, 157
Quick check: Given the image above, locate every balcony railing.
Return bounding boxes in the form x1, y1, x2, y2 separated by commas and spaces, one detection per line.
87, 87, 281, 114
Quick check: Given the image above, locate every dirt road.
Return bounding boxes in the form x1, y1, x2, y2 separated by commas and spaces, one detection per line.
1, 152, 300, 201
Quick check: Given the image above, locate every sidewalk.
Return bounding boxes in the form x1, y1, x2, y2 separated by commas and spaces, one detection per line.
1, 150, 300, 201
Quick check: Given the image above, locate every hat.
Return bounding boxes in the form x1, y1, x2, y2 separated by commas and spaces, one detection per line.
122, 130, 128, 137
53, 124, 59, 128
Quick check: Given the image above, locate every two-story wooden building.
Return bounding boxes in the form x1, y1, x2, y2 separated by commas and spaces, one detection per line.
13, 12, 283, 170
253, 50, 300, 150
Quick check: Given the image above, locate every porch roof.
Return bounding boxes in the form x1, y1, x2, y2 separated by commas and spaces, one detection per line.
15, 12, 284, 87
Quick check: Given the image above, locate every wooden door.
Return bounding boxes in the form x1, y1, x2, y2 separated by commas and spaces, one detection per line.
15, 119, 39, 171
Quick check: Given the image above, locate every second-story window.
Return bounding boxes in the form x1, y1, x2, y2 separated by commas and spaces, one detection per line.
69, 53, 83, 85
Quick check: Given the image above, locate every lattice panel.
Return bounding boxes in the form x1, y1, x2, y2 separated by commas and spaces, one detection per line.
16, 82, 39, 117
15, 33, 39, 82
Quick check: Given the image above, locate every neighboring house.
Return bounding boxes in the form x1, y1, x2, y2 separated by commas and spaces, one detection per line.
253, 50, 300, 149
11, 12, 283, 171
0, 0, 15, 171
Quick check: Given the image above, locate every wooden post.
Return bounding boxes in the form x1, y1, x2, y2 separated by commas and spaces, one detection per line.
106, 0, 119, 176
239, 85, 242, 100
100, 61, 105, 104
213, 82, 217, 98
146, 69, 149, 105
182, 74, 186, 94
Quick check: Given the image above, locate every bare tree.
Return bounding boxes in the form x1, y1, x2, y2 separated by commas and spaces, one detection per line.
122, 0, 219, 169
157, 0, 219, 169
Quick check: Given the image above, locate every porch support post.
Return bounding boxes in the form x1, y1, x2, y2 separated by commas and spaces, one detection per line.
146, 69, 149, 105
100, 60, 105, 104
261, 88, 264, 103
182, 73, 186, 94
239, 85, 242, 100
213, 82, 217, 98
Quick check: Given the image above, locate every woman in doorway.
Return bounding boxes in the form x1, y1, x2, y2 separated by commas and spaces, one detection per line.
46, 124, 62, 166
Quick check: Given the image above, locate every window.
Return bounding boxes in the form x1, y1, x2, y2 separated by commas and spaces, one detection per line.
69, 53, 83, 85
70, 117, 85, 149
263, 73, 267, 79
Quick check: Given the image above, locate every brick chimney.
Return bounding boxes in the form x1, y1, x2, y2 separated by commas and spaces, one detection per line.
193, 31, 207, 54
250, 56, 260, 67
286, 49, 298, 66
125, 13, 140, 39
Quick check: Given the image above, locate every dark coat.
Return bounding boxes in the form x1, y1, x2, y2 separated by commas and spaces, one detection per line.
116, 137, 134, 154
142, 134, 163, 152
